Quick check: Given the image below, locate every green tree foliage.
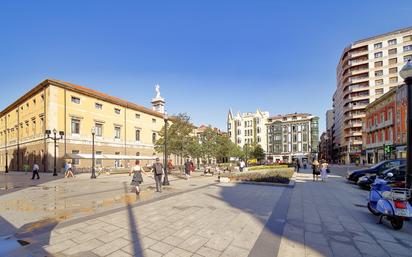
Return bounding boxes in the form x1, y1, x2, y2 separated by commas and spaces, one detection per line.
155, 113, 195, 160
252, 144, 266, 163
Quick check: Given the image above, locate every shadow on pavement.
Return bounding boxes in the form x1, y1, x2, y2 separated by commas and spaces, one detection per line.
123, 181, 144, 256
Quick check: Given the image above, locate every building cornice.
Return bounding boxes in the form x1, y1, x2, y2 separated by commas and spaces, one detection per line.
0, 78, 165, 119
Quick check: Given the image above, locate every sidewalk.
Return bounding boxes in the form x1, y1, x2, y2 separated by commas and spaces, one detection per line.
279, 168, 412, 257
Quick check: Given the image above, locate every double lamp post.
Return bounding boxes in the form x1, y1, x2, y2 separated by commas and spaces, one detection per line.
45, 129, 64, 176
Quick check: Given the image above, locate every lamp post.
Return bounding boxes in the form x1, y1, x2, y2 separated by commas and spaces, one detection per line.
163, 113, 170, 185
45, 129, 64, 176
91, 127, 96, 179
5, 129, 8, 173
400, 59, 412, 189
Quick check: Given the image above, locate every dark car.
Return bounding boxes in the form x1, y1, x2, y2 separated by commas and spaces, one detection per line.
346, 159, 405, 183
357, 165, 406, 189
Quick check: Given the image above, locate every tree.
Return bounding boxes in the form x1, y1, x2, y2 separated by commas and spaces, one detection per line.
155, 113, 195, 164
198, 127, 220, 164
242, 143, 253, 165
252, 144, 266, 164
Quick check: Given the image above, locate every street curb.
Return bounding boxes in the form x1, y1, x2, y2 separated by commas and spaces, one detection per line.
232, 180, 295, 188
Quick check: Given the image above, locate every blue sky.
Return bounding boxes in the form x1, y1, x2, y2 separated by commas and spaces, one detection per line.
1, 0, 411, 133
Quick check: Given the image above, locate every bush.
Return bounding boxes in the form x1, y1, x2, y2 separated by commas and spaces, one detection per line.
229, 168, 293, 184
248, 164, 289, 171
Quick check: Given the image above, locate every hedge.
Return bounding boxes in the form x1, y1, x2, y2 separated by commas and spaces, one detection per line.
229, 168, 293, 184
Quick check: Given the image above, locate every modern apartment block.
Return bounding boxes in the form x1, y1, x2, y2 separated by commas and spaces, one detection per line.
333, 27, 412, 164
227, 109, 269, 151
266, 113, 319, 163
0, 79, 165, 172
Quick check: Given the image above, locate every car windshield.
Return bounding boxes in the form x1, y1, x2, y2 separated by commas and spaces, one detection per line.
370, 161, 387, 169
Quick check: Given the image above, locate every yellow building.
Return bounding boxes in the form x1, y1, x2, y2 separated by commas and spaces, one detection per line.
0, 79, 166, 172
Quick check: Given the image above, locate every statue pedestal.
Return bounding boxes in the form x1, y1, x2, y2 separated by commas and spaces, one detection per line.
151, 97, 165, 114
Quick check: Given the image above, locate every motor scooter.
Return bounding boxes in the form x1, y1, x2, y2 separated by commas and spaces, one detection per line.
367, 173, 412, 230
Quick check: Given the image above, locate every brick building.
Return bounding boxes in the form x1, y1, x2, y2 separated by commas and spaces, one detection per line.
363, 84, 407, 163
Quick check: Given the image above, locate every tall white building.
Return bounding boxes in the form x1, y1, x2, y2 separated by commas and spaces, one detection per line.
334, 27, 412, 163
227, 109, 269, 151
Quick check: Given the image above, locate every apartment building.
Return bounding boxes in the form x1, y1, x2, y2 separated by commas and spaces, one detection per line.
363, 84, 407, 163
227, 109, 269, 151
333, 27, 412, 164
266, 113, 319, 164
0, 79, 165, 172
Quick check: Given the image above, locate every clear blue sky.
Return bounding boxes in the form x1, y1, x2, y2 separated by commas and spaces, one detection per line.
1, 0, 411, 133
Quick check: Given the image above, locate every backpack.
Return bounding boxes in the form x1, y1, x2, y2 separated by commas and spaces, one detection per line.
153, 163, 163, 175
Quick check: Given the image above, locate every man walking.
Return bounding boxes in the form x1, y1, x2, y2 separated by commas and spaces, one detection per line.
184, 159, 192, 180
152, 158, 163, 192
31, 162, 40, 180
239, 160, 245, 172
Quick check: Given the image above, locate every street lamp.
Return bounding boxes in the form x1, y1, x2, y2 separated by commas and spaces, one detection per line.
91, 127, 96, 179
163, 112, 170, 185
46, 128, 64, 176
400, 59, 412, 189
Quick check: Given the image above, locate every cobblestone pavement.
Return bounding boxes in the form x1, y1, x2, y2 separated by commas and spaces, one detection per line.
280, 166, 412, 257
1, 166, 412, 257
2, 173, 285, 257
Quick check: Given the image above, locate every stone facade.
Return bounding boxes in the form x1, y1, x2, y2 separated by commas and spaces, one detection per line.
266, 113, 319, 164
0, 79, 165, 172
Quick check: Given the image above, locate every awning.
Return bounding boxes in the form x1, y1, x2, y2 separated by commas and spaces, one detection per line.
64, 153, 157, 160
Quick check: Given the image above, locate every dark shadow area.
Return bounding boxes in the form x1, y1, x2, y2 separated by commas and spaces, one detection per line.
0, 214, 58, 257
123, 182, 144, 256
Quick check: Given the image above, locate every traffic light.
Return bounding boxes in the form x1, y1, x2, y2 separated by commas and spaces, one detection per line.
384, 145, 394, 154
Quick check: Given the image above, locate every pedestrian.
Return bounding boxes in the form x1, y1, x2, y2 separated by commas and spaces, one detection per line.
65, 161, 74, 178
130, 160, 148, 196
320, 160, 329, 182
184, 159, 191, 180
167, 159, 173, 173
152, 158, 164, 192
31, 162, 40, 180
239, 160, 245, 172
296, 159, 301, 173
312, 159, 320, 182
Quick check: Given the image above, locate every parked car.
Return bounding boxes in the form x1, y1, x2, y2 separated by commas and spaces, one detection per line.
357, 165, 406, 189
346, 159, 405, 183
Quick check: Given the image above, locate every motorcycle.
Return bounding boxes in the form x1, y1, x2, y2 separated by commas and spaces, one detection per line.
367, 172, 412, 230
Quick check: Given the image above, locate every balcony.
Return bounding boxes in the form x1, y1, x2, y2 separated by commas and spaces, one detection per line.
345, 131, 363, 137
366, 140, 394, 149
349, 76, 369, 83
364, 119, 394, 132
348, 49, 368, 58
346, 103, 368, 111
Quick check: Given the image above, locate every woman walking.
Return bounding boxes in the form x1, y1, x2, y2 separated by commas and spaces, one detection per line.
320, 160, 329, 182
130, 160, 147, 196
312, 159, 320, 182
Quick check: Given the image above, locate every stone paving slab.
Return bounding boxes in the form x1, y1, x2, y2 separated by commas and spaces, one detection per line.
278, 167, 412, 257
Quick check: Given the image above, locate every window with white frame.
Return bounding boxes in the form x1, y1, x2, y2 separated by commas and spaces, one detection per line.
71, 96, 80, 104
114, 126, 121, 139
95, 123, 103, 137
135, 129, 140, 141
71, 119, 80, 134
95, 103, 103, 110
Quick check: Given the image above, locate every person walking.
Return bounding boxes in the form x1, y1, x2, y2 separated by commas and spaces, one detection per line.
31, 162, 40, 180
239, 160, 245, 172
167, 159, 173, 173
65, 161, 74, 178
312, 159, 320, 182
130, 160, 148, 196
320, 160, 329, 182
296, 159, 301, 173
152, 158, 164, 192
184, 159, 191, 180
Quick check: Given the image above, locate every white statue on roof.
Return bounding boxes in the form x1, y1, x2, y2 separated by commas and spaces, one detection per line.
155, 84, 161, 98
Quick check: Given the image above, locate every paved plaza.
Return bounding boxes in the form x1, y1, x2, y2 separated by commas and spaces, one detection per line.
0, 167, 411, 257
